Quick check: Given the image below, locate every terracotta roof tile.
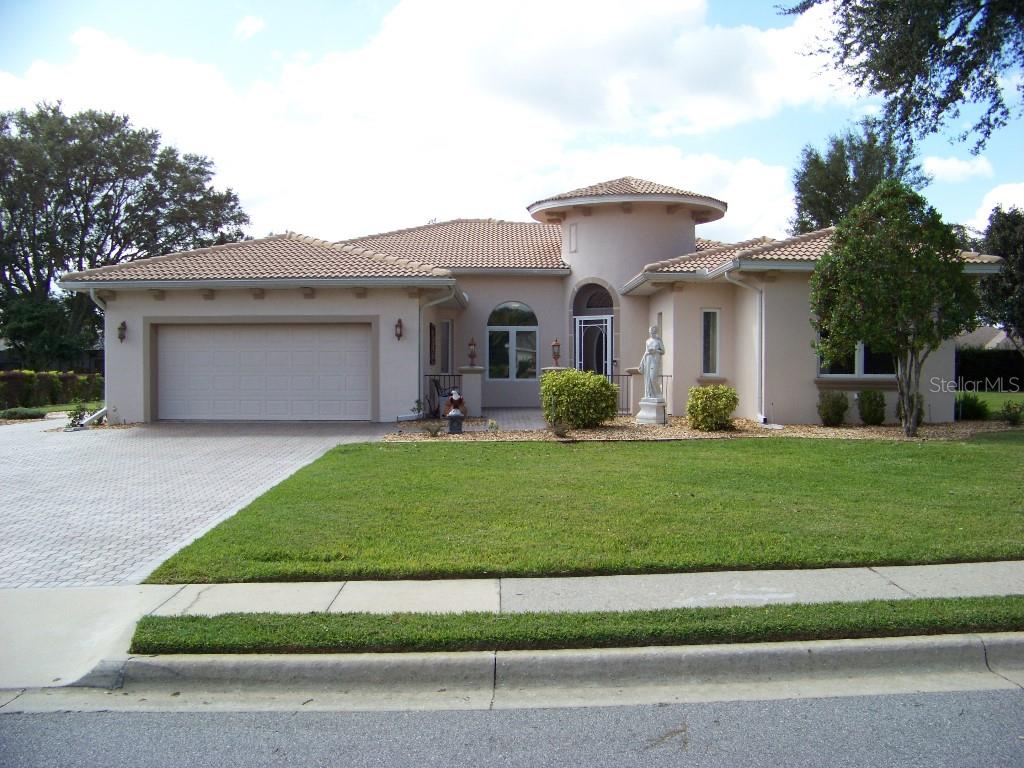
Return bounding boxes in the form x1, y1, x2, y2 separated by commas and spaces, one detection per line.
647, 237, 776, 273
530, 176, 726, 208
648, 227, 1001, 275
340, 219, 565, 270
62, 233, 451, 282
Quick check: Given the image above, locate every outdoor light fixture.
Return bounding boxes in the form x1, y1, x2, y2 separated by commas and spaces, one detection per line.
394, 318, 403, 340
117, 321, 127, 343
551, 338, 561, 366
468, 337, 478, 366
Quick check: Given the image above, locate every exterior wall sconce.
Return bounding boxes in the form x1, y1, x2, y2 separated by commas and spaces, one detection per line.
394, 318, 403, 340
468, 337, 478, 366
117, 321, 127, 343
551, 338, 561, 366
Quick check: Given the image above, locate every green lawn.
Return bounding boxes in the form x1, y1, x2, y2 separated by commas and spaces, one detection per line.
975, 390, 1024, 412
147, 432, 1024, 583
41, 400, 102, 414
131, 596, 1024, 654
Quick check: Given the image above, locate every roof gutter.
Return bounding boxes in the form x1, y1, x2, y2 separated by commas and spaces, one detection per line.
59, 276, 457, 292
619, 271, 706, 296
723, 268, 767, 424
87, 288, 107, 312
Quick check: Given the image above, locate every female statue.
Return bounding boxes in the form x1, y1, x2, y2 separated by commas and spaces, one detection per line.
639, 326, 664, 399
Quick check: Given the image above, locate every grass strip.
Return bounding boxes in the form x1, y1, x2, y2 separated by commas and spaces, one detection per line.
131, 596, 1024, 654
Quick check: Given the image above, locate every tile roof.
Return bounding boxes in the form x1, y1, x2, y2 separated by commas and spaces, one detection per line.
340, 218, 566, 270
647, 236, 776, 273
530, 176, 726, 208
61, 233, 452, 283
647, 227, 1001, 276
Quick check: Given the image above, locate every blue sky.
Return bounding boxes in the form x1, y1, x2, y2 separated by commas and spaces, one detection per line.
1, 0, 1021, 244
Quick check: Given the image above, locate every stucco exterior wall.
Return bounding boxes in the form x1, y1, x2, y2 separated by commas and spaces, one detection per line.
101, 287, 421, 423
452, 275, 566, 407
731, 284, 761, 421
761, 273, 959, 424
663, 282, 738, 417
560, 206, 697, 286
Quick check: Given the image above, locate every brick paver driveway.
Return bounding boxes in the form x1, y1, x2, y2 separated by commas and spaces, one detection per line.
1, 419, 389, 588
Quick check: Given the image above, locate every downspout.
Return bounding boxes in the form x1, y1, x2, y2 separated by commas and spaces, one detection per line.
407, 284, 462, 421
85, 289, 108, 424
723, 268, 766, 423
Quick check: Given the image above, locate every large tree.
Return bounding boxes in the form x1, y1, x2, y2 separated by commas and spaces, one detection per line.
979, 205, 1024, 358
790, 118, 926, 234
785, 0, 1024, 152
0, 103, 249, 368
811, 181, 978, 436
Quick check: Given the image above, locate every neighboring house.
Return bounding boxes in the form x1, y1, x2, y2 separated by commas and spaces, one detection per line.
58, 176, 1002, 425
956, 326, 1016, 351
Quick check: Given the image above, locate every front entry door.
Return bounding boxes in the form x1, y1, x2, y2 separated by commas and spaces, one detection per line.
574, 315, 613, 376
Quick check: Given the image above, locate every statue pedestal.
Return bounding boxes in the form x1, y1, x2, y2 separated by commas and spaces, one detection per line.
636, 396, 667, 425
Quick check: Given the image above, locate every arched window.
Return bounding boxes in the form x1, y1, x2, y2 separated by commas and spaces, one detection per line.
487, 301, 538, 380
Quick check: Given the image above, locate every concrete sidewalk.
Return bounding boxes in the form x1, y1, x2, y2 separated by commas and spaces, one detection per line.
1, 561, 1022, 690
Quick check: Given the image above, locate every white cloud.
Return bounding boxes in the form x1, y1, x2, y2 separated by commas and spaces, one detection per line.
233, 16, 265, 41
923, 155, 994, 183
0, 2, 851, 241
968, 183, 1024, 231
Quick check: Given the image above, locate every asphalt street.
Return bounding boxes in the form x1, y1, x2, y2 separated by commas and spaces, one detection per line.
2, 689, 1022, 768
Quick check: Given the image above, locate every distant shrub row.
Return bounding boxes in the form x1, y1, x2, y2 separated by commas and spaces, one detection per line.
0, 370, 103, 409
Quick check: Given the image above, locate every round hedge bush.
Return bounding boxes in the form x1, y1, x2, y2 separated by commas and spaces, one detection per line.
817, 391, 849, 427
857, 389, 886, 426
686, 384, 739, 431
539, 369, 618, 429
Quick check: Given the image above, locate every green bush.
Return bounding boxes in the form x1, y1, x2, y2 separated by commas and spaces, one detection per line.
857, 389, 886, 426
817, 391, 849, 427
685, 385, 739, 431
954, 392, 990, 421
999, 401, 1023, 426
540, 369, 618, 429
0, 370, 103, 408
0, 407, 48, 420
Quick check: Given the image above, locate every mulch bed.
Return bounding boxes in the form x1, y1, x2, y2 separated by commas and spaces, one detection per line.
386, 415, 1021, 443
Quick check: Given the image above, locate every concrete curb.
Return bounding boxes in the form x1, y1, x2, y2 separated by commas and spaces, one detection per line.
77, 633, 1024, 694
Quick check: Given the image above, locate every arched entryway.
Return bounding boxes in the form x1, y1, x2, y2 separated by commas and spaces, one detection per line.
572, 283, 614, 377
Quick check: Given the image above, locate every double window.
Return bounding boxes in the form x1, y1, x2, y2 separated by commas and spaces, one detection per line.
819, 342, 896, 376
487, 302, 538, 380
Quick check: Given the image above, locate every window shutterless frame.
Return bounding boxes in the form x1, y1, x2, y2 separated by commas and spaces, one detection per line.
486, 327, 538, 380
701, 308, 720, 376
818, 341, 897, 377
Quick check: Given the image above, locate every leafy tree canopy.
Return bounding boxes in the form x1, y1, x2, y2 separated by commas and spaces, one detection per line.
979, 205, 1024, 357
0, 103, 249, 368
790, 117, 927, 234
810, 180, 978, 435
785, 0, 1024, 152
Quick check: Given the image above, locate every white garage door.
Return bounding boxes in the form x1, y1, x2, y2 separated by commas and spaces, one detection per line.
157, 324, 372, 421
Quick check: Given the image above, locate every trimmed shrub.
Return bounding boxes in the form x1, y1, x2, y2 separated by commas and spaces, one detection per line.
817, 391, 849, 427
686, 385, 739, 431
999, 401, 1023, 426
954, 392, 990, 421
0, 370, 103, 408
0, 407, 48, 420
857, 389, 886, 426
540, 369, 618, 429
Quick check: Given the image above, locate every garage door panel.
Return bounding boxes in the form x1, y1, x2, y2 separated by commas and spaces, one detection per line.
158, 323, 371, 421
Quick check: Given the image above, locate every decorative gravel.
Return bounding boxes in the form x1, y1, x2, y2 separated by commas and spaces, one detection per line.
386, 415, 1021, 443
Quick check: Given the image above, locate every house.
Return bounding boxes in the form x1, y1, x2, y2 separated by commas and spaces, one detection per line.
59, 176, 1002, 425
